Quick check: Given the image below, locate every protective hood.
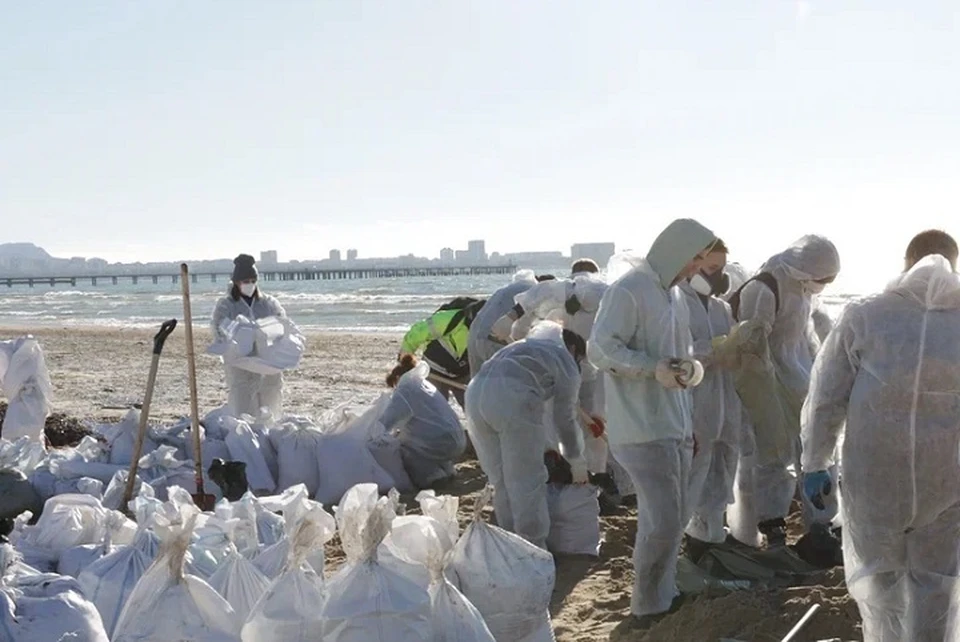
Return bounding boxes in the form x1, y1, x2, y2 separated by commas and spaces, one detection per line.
764, 235, 840, 282
526, 319, 565, 346
513, 269, 537, 284
646, 219, 717, 290
886, 254, 960, 311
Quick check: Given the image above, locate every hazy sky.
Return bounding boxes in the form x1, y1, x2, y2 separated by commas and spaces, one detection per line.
2, 1, 959, 291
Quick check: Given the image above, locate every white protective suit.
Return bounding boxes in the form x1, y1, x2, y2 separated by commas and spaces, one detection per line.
678, 281, 742, 544
211, 289, 287, 419
510, 273, 611, 473
467, 270, 537, 376
737, 235, 840, 525
801, 255, 960, 642
380, 362, 467, 488
465, 325, 585, 549
588, 218, 716, 617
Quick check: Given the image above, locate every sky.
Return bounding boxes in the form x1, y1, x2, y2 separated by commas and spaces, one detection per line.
2, 1, 959, 293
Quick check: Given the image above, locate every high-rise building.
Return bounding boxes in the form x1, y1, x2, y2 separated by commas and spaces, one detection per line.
329, 249, 341, 262
571, 242, 616, 267
467, 240, 487, 263
347, 249, 358, 262
260, 250, 279, 265
440, 248, 455, 263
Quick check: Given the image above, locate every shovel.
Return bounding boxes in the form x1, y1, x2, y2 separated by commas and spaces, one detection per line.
181, 263, 216, 511
120, 318, 178, 514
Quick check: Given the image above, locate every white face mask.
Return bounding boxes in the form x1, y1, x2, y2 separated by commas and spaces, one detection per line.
689, 273, 713, 297
803, 281, 827, 295
239, 282, 257, 297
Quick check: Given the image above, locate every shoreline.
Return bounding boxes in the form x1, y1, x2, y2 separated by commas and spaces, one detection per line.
1, 325, 403, 422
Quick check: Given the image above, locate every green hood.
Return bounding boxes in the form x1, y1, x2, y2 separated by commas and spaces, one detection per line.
646, 219, 717, 289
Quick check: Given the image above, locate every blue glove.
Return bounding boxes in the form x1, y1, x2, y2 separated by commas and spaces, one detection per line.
802, 471, 832, 510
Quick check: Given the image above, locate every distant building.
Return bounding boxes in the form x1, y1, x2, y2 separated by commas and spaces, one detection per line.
440, 248, 455, 263
347, 249, 358, 262
329, 249, 341, 262
260, 250, 279, 265
571, 242, 616, 267
467, 239, 487, 263
502, 251, 568, 269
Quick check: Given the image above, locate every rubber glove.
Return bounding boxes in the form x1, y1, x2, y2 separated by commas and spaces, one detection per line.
587, 416, 605, 439
490, 315, 515, 342
655, 359, 685, 389
802, 471, 833, 510
569, 456, 590, 485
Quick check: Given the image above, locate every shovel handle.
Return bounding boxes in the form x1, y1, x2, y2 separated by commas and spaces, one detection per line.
153, 319, 178, 355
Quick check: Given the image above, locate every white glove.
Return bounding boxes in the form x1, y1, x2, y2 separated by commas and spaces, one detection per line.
490, 315, 515, 342
569, 456, 590, 485
655, 359, 685, 389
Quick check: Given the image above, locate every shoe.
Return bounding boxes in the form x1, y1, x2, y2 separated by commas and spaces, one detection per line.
208, 459, 250, 501
620, 494, 638, 508
598, 489, 622, 516
758, 518, 788, 548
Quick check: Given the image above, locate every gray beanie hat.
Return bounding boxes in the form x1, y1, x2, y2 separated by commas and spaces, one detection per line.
232, 254, 259, 283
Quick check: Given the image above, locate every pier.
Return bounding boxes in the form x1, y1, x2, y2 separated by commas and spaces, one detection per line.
1, 264, 517, 287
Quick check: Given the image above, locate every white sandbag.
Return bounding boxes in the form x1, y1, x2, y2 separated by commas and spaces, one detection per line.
112, 501, 240, 642
0, 337, 52, 443
187, 513, 239, 580
249, 422, 279, 483
207, 316, 257, 361
55, 476, 104, 500
50, 458, 127, 485
222, 416, 276, 493
186, 434, 232, 473
208, 546, 270, 617
545, 484, 601, 556
78, 493, 163, 637
447, 487, 556, 641
147, 416, 192, 460
318, 483, 432, 641
0, 546, 109, 642
58, 544, 106, 578
314, 432, 395, 506
249, 485, 330, 579
0, 436, 47, 475
0, 468, 42, 520
18, 494, 110, 556
241, 498, 336, 642
274, 422, 323, 495
102, 409, 158, 466
385, 491, 494, 641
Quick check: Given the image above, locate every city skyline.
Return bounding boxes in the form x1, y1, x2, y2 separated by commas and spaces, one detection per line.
0, 239, 617, 276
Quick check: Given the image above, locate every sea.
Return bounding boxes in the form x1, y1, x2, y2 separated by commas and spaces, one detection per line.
0, 269, 856, 333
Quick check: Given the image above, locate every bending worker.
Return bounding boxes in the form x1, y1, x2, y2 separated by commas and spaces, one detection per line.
801, 230, 960, 641
465, 321, 588, 549
399, 298, 485, 408
211, 253, 287, 419
381, 355, 467, 489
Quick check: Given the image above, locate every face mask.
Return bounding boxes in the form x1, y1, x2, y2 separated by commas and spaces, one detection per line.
803, 281, 827, 295
690, 270, 730, 297
689, 273, 713, 296
239, 282, 257, 297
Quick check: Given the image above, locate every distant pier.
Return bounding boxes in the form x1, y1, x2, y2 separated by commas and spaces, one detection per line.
1, 264, 517, 287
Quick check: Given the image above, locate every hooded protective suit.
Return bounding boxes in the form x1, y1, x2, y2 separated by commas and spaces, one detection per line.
211, 288, 286, 419
380, 362, 467, 488
509, 274, 611, 473
678, 281, 742, 544
801, 255, 960, 642
467, 270, 537, 376
465, 324, 585, 549
737, 235, 840, 525
588, 218, 716, 616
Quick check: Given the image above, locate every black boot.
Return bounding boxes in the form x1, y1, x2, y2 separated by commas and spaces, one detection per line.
208, 459, 250, 501
758, 518, 788, 548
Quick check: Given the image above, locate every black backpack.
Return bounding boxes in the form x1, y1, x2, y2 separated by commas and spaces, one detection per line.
729, 272, 780, 321
435, 297, 486, 333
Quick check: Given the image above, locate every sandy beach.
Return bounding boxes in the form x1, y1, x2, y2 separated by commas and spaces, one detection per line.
1, 325, 862, 641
